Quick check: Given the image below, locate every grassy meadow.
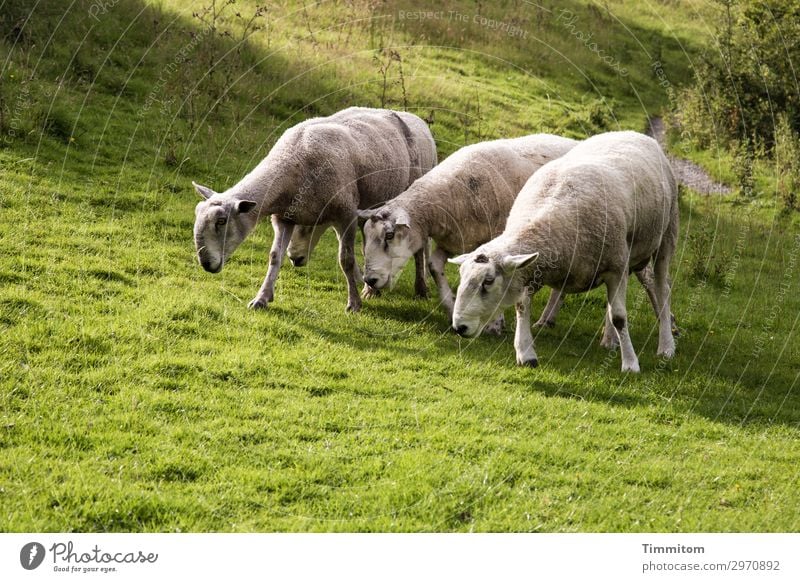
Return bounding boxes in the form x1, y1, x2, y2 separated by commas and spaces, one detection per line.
1, 0, 798, 532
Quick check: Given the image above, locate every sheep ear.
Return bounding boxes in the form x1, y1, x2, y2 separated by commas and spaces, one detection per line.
394, 209, 411, 228
357, 209, 377, 221
502, 253, 539, 270
192, 181, 216, 200
448, 254, 470, 265
237, 200, 257, 214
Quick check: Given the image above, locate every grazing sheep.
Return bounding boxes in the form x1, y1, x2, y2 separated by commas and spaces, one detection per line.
192, 107, 436, 312
357, 134, 578, 331
450, 131, 678, 373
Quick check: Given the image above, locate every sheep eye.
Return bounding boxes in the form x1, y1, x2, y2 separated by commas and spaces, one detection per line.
385, 231, 394, 241
483, 277, 495, 287
215, 217, 227, 227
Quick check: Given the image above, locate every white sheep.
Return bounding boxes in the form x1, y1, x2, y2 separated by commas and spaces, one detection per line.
450, 131, 678, 373
357, 134, 578, 331
192, 107, 436, 312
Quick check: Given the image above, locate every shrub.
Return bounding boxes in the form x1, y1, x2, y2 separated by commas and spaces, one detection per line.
774, 113, 800, 212
732, 137, 757, 199
686, 224, 728, 285
675, 0, 800, 149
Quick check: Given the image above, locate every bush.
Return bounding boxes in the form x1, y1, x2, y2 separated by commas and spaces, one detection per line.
675, 0, 800, 149
732, 137, 756, 199
686, 224, 729, 285
774, 113, 800, 212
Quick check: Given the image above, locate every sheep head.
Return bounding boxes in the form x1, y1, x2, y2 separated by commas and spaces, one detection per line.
287, 225, 328, 267
192, 181, 258, 273
449, 250, 538, 337
358, 206, 422, 290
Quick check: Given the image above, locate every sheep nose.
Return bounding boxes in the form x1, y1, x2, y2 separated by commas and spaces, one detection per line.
365, 276, 378, 287
290, 256, 306, 267
454, 324, 469, 336
200, 258, 219, 273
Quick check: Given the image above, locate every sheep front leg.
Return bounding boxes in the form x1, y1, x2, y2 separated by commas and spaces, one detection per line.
533, 288, 564, 328
249, 215, 294, 310
514, 292, 538, 367
605, 272, 640, 373
334, 221, 362, 313
428, 246, 455, 318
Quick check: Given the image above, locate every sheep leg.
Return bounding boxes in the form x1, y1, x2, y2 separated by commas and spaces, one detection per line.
533, 288, 564, 328
634, 265, 678, 336
605, 272, 640, 373
334, 221, 362, 313
413, 247, 429, 299
514, 292, 538, 367
653, 253, 676, 359
600, 309, 620, 350
428, 246, 455, 319
248, 215, 294, 310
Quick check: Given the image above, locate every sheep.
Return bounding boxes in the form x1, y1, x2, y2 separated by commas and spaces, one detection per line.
357, 134, 578, 332
192, 107, 437, 312
450, 131, 678, 373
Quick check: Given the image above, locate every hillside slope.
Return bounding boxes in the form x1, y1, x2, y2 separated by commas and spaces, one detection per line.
1, 1, 798, 532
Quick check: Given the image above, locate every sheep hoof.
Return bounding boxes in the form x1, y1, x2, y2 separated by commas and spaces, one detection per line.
621, 362, 640, 373
657, 347, 675, 359
520, 358, 538, 368
248, 298, 269, 310
533, 319, 555, 329
346, 299, 362, 313
414, 286, 429, 300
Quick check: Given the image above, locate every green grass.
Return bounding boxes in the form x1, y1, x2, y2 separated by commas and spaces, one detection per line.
1, 0, 798, 532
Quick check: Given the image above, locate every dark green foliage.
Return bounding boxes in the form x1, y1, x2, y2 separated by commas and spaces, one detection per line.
774, 113, 800, 212
672, 0, 800, 211
732, 137, 757, 199
675, 0, 800, 150
685, 224, 729, 285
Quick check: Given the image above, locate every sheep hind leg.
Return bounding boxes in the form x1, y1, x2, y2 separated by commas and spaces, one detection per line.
249, 215, 294, 310
534, 288, 563, 328
334, 221, 362, 313
653, 251, 676, 359
605, 272, 640, 373
600, 309, 620, 350
634, 264, 678, 337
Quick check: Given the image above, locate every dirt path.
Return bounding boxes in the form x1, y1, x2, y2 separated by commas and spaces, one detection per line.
646, 117, 731, 195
